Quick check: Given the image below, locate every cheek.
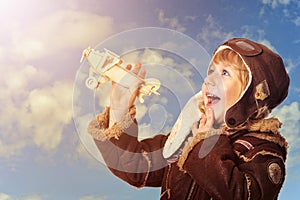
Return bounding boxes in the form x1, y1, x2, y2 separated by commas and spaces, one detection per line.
202, 84, 208, 104
224, 83, 241, 109
226, 91, 236, 105
201, 83, 206, 92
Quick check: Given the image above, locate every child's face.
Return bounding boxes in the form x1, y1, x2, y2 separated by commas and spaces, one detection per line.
202, 61, 244, 127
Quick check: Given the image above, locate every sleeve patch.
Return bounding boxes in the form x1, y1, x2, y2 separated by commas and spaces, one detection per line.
267, 162, 282, 185
234, 139, 254, 150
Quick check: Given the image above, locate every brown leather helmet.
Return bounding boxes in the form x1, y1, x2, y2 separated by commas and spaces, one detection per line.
213, 38, 290, 128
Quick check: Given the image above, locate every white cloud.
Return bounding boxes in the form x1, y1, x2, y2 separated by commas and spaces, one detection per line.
184, 15, 197, 21
12, 10, 115, 61
73, 112, 105, 167
138, 103, 169, 140
196, 14, 234, 51
0, 193, 12, 200
22, 195, 43, 200
0, 65, 50, 135
0, 7, 117, 159
0, 193, 43, 200
79, 195, 107, 200
0, 140, 27, 159
262, 0, 279, 8
0, 78, 73, 158
136, 104, 149, 121
0, 8, 118, 160
284, 58, 297, 73
261, 0, 291, 8
259, 6, 266, 17
257, 39, 277, 52
74, 137, 105, 169
158, 10, 186, 32
119, 48, 200, 103
279, 0, 291, 4
19, 81, 73, 151
294, 16, 300, 26
260, 0, 300, 27
286, 152, 300, 168
2, 64, 51, 93
271, 102, 300, 167
95, 83, 112, 108
196, 19, 282, 60
0, 63, 56, 157
138, 49, 199, 94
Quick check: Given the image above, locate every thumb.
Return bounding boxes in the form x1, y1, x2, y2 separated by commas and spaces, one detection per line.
205, 107, 215, 128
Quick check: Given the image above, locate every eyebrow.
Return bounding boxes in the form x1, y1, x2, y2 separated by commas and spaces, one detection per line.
223, 64, 240, 72
210, 62, 241, 74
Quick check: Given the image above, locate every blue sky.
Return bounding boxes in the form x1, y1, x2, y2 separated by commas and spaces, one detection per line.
0, 0, 300, 199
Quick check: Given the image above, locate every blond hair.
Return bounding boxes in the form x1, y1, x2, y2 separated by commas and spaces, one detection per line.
213, 48, 249, 91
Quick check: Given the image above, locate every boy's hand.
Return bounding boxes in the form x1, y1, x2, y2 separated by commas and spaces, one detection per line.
110, 62, 146, 109
192, 107, 215, 135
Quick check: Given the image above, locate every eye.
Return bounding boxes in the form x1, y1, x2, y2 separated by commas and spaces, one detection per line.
208, 68, 214, 75
222, 69, 230, 76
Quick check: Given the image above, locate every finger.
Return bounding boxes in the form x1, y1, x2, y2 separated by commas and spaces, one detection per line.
136, 62, 142, 68
111, 80, 118, 88
199, 114, 207, 127
133, 62, 142, 74
205, 107, 214, 128
139, 68, 146, 79
191, 121, 199, 136
126, 64, 132, 70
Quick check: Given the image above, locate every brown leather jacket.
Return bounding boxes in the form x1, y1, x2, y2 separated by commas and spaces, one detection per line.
88, 107, 287, 200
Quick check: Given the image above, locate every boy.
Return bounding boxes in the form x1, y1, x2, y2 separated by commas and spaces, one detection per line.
88, 38, 289, 199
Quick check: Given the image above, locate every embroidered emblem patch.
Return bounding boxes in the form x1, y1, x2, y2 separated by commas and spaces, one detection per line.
255, 80, 270, 101
268, 162, 282, 184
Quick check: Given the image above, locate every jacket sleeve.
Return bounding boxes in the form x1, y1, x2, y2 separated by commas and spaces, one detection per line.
88, 106, 168, 188
180, 134, 286, 200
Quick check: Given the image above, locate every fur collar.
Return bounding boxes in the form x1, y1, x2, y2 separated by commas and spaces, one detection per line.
177, 117, 288, 170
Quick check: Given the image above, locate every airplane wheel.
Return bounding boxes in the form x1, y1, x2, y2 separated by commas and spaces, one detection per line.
85, 77, 98, 89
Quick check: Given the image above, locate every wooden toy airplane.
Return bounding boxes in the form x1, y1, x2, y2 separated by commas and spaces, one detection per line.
80, 47, 160, 103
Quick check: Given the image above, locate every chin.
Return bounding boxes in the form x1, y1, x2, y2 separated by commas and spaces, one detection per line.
211, 104, 225, 128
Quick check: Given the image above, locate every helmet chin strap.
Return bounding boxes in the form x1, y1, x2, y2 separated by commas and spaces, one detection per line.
163, 91, 203, 159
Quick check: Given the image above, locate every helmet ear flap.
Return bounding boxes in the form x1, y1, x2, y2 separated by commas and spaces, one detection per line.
249, 106, 270, 121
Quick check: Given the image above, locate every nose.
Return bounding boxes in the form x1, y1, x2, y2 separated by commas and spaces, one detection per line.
204, 73, 216, 86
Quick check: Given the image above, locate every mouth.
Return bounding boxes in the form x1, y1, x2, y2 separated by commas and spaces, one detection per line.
206, 92, 221, 107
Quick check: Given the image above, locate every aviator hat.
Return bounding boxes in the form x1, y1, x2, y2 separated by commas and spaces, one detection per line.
213, 38, 290, 128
